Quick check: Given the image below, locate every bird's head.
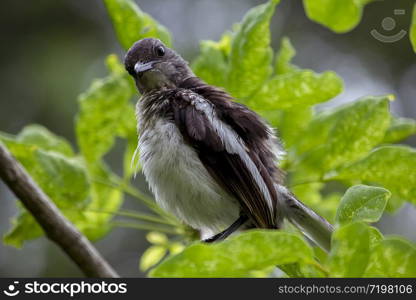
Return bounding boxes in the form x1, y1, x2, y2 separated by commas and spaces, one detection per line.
124, 38, 194, 94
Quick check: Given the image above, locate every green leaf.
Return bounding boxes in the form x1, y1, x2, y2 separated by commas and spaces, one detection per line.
303, 0, 373, 33
328, 222, 370, 277
3, 207, 44, 248
259, 38, 313, 148
382, 117, 416, 143
0, 139, 90, 247
150, 230, 314, 277
364, 238, 416, 277
335, 185, 390, 225
16, 124, 74, 157
278, 263, 304, 278
368, 226, 383, 247
329, 146, 416, 205
259, 38, 318, 147
275, 37, 298, 75
1, 140, 89, 208
385, 195, 406, 214
293, 95, 392, 180
76, 55, 135, 166
192, 33, 231, 88
104, 0, 172, 49
76, 55, 134, 239
248, 266, 276, 278
227, 0, 279, 98
411, 3, 416, 53
1, 132, 119, 245
79, 163, 123, 240
106, 53, 126, 74
248, 70, 343, 111
279, 262, 324, 278
252, 37, 342, 122
140, 245, 167, 272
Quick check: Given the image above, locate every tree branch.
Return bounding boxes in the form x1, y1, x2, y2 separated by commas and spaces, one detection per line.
0, 143, 119, 278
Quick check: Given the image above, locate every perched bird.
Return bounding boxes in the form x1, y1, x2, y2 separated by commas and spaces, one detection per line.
125, 38, 333, 251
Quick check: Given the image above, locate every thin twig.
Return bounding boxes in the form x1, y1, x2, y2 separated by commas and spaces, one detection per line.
288, 179, 326, 188
76, 208, 175, 226
112, 221, 178, 235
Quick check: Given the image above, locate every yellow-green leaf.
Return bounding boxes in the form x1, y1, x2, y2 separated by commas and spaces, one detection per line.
76, 56, 134, 239
0, 139, 90, 247
76, 56, 135, 165
248, 70, 343, 111
275, 37, 298, 75
293, 95, 391, 181
330, 146, 416, 205
16, 124, 74, 157
328, 222, 370, 277
104, 0, 172, 49
1, 140, 89, 209
227, 0, 280, 98
368, 226, 383, 247
385, 195, 406, 214
411, 3, 416, 52
3, 206, 44, 248
150, 230, 314, 277
364, 238, 416, 277
383, 117, 416, 144
192, 33, 231, 88
335, 185, 390, 225
303, 0, 373, 33
140, 245, 167, 272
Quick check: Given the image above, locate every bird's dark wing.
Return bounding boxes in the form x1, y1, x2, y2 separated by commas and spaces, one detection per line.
170, 89, 283, 229
179, 77, 285, 183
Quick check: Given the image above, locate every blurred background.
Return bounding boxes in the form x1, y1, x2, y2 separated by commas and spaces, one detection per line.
0, 0, 415, 277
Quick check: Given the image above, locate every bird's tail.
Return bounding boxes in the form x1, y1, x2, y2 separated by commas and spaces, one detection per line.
276, 185, 334, 252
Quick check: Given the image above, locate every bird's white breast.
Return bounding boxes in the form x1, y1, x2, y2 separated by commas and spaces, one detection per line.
138, 118, 240, 238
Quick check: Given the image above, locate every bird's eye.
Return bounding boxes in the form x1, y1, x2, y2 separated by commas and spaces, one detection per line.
155, 46, 165, 57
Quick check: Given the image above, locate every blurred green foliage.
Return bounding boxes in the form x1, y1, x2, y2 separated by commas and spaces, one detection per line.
1, 0, 416, 277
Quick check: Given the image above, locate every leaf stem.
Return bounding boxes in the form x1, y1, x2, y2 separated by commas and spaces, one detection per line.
77, 208, 175, 226
111, 221, 178, 235
289, 179, 326, 188
310, 261, 329, 277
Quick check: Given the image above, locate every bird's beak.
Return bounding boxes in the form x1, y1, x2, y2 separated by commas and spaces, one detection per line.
134, 61, 155, 74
